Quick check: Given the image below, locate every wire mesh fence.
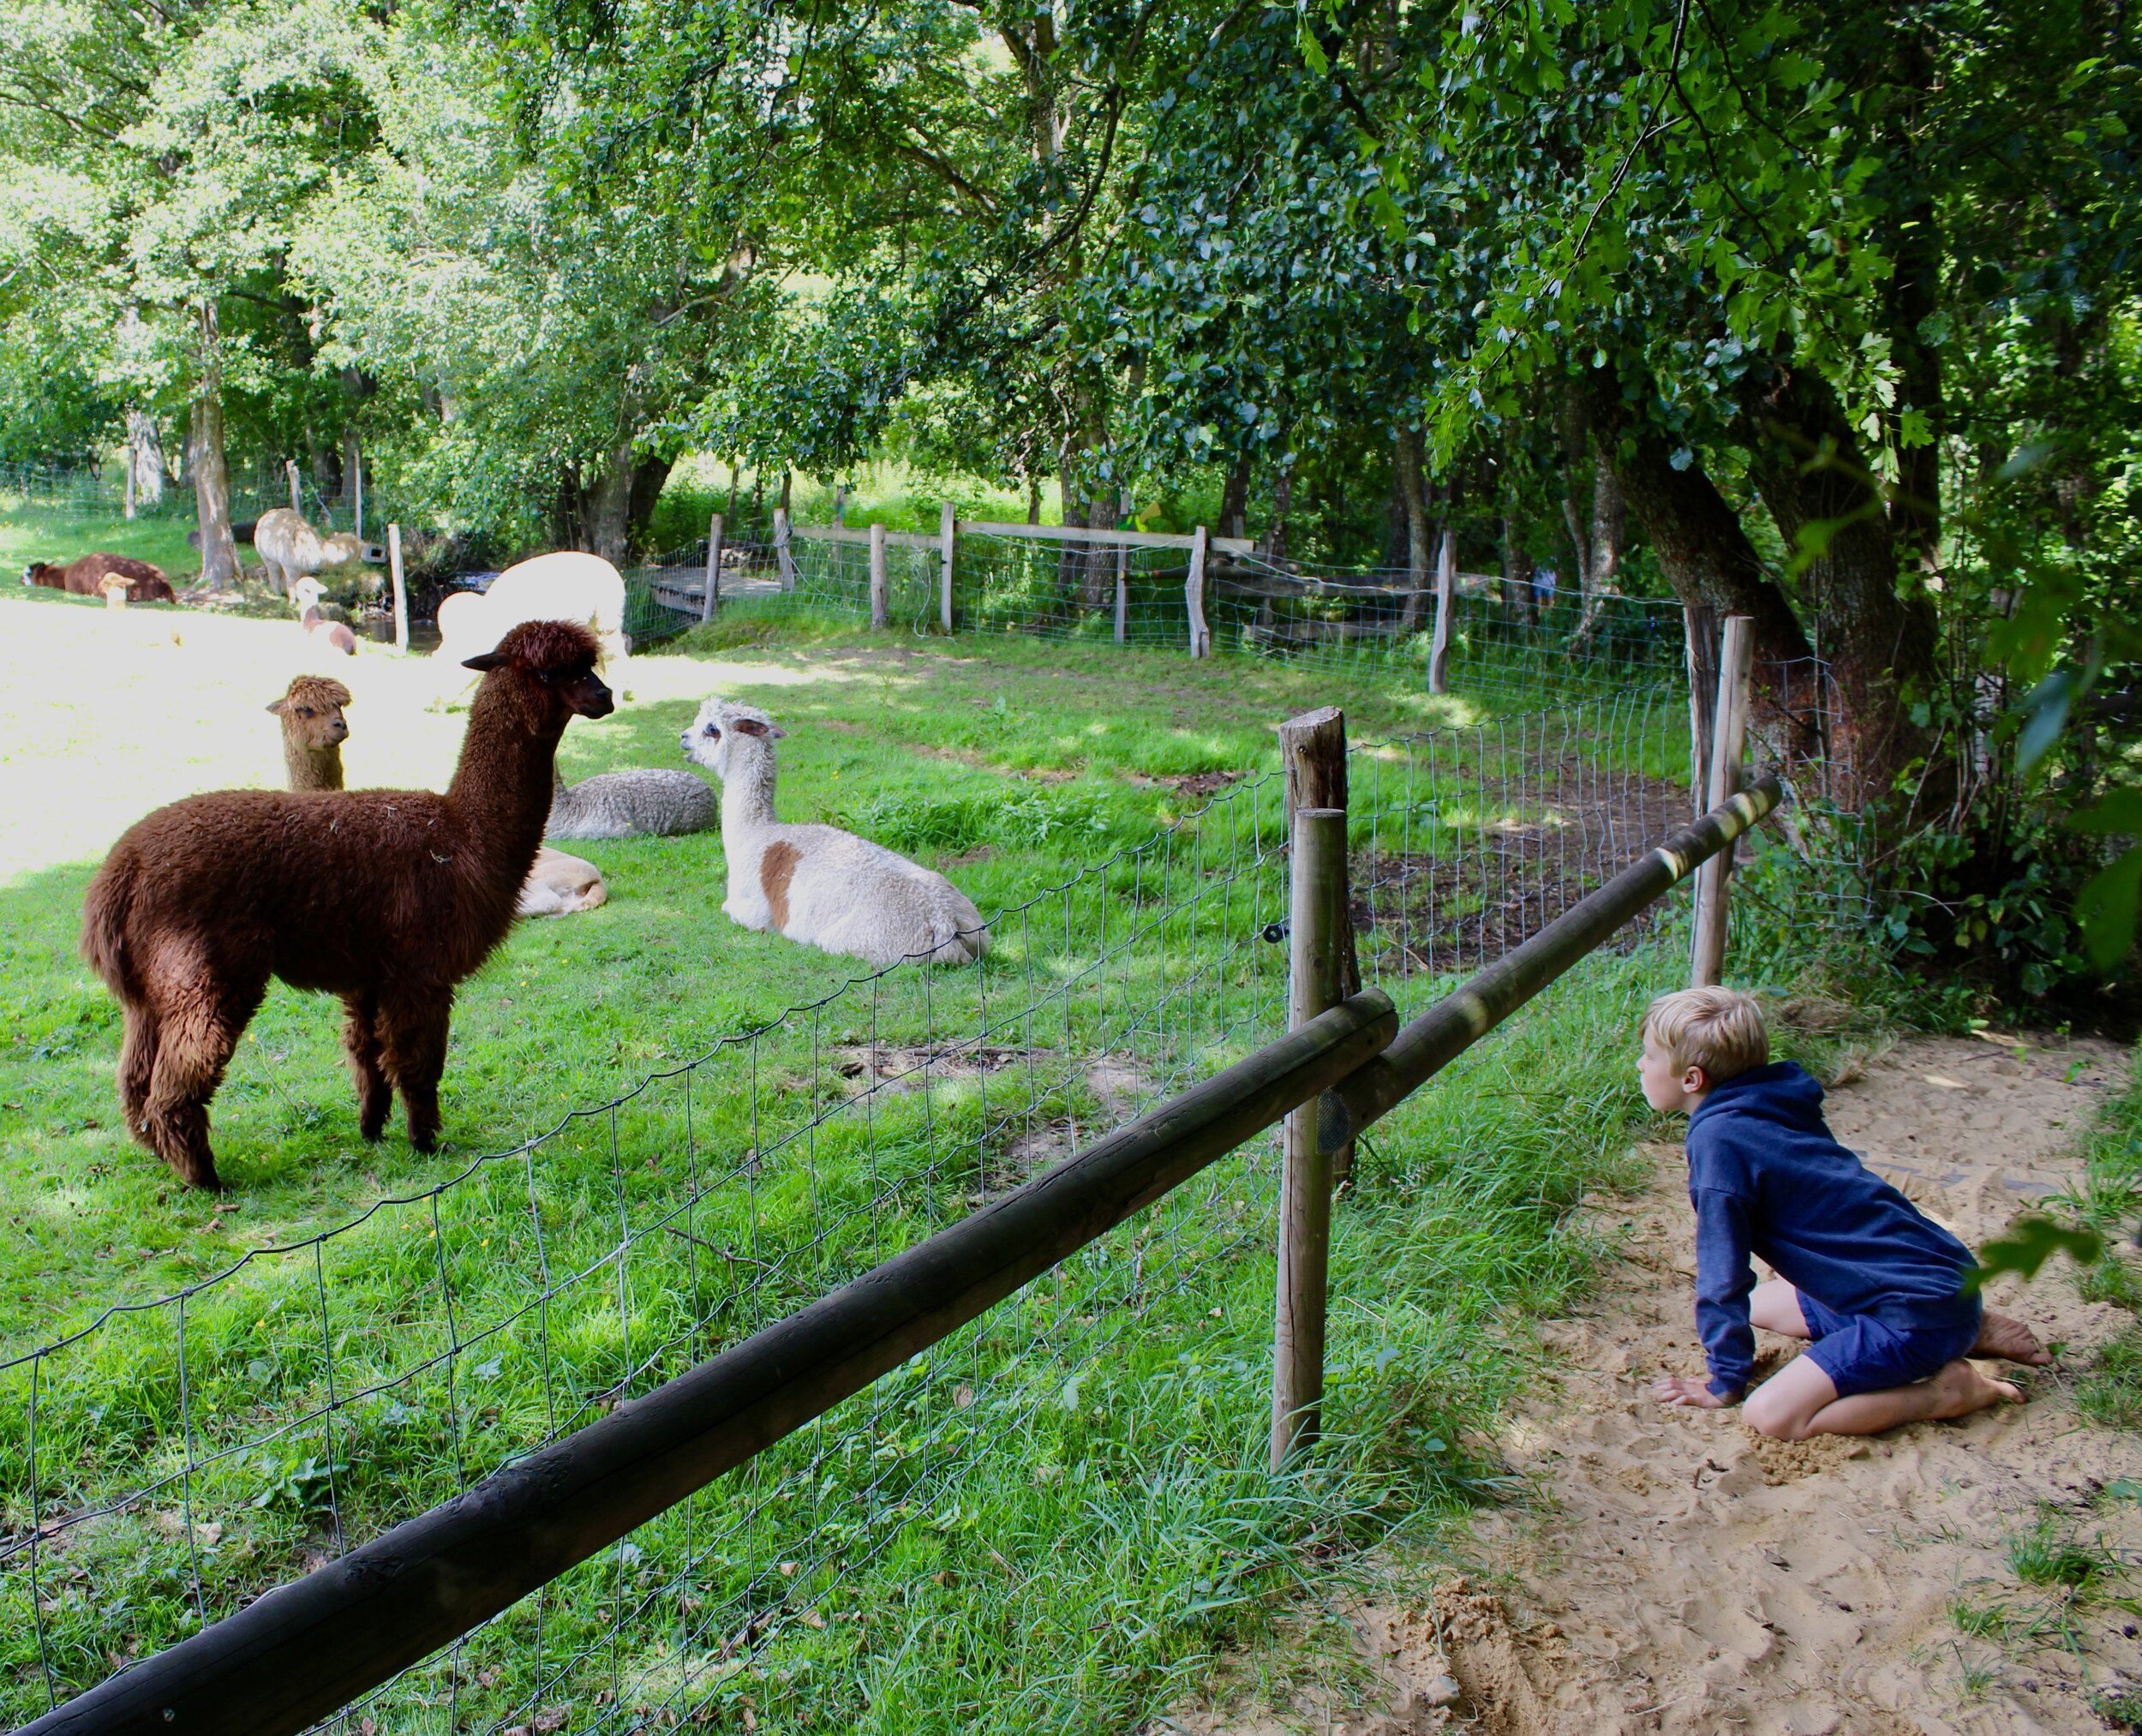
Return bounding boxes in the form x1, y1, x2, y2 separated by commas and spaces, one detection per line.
1, 690, 1713, 1733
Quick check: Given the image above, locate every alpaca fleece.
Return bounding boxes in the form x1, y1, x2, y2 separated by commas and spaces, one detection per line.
24, 553, 176, 602
81, 620, 613, 1190
547, 765, 718, 840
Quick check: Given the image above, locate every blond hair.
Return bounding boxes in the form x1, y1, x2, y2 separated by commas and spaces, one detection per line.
1642, 987, 1768, 1083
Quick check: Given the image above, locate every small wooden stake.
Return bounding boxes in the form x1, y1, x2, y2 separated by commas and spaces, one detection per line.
774, 507, 796, 591
938, 501, 955, 633
1690, 614, 1753, 986
702, 513, 724, 624
1185, 524, 1211, 657
388, 524, 408, 655
1427, 525, 1455, 694
868, 520, 889, 630
1684, 603, 1720, 823
1272, 806, 1345, 1470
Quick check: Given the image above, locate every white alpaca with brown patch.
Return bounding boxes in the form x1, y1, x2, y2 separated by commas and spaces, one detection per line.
679, 697, 987, 968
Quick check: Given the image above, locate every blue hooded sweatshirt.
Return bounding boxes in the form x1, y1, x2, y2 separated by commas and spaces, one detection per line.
1685, 1061, 1977, 1398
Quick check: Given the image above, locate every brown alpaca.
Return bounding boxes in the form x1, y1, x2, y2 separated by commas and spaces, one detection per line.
267, 676, 353, 792
24, 553, 177, 602
81, 620, 613, 1190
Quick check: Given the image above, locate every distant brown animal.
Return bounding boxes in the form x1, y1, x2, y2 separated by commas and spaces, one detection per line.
267, 676, 353, 792
23, 553, 176, 602
81, 620, 614, 1190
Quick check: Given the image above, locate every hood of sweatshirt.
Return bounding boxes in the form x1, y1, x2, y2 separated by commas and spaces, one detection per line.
1688, 1061, 1827, 1137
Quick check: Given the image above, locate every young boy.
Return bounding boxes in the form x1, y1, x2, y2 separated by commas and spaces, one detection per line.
1639, 987, 2049, 1440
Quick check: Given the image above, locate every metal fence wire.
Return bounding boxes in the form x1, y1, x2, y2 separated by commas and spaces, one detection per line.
2, 697, 1698, 1733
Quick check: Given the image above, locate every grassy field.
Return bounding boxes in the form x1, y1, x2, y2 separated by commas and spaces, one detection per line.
2, 582, 1726, 1732
1, 496, 204, 584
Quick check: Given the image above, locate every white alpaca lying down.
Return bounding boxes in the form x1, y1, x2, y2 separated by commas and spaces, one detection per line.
679, 697, 987, 968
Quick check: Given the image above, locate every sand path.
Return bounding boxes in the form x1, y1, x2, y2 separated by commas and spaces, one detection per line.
1165, 1032, 2140, 1736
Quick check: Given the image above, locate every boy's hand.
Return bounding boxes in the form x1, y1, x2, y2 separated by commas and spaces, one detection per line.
1649, 1375, 1733, 1409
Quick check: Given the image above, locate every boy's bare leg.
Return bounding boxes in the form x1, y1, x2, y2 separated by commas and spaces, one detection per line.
1973, 1312, 2052, 1365
1749, 1278, 1811, 1338
1743, 1356, 2022, 1441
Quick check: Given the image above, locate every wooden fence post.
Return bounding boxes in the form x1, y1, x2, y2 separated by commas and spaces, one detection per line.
1683, 603, 1720, 823
352, 444, 363, 542
938, 501, 955, 634
285, 459, 302, 516
1427, 525, 1456, 694
1279, 705, 1361, 1183
388, 524, 408, 655
868, 520, 889, 630
702, 512, 724, 625
1185, 524, 1211, 657
1690, 614, 1753, 986
1271, 805, 1345, 1470
834, 483, 847, 527
774, 507, 796, 591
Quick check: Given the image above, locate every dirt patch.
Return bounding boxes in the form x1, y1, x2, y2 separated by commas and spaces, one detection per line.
1163, 1034, 2142, 1734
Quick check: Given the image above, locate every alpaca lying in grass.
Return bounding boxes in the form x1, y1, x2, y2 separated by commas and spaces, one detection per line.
519, 847, 608, 917
547, 764, 717, 840
290, 578, 358, 656
267, 674, 353, 791
680, 696, 987, 967
81, 620, 613, 1190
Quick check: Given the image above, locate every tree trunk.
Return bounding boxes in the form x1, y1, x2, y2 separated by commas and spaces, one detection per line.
1261, 460, 1296, 566
1738, 361, 1942, 809
581, 443, 674, 565
1501, 511, 1535, 627
1580, 368, 1817, 756
1573, 457, 1625, 644
1219, 455, 1252, 542
191, 304, 241, 590
1393, 428, 1434, 631
1025, 475, 1043, 524
126, 408, 164, 514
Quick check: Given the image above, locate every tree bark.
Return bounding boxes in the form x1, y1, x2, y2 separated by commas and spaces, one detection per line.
581, 444, 674, 564
1393, 428, 1434, 631
126, 408, 164, 514
1738, 361, 1942, 807
1501, 511, 1535, 627
1219, 455, 1252, 542
191, 303, 241, 590
1261, 460, 1295, 566
1577, 458, 1625, 640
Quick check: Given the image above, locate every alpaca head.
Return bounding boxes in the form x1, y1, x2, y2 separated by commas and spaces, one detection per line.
463, 619, 613, 728
290, 577, 327, 615
679, 696, 785, 781
267, 675, 353, 751
23, 562, 57, 588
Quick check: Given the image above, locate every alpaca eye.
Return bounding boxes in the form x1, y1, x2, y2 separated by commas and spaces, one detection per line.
703, 724, 720, 739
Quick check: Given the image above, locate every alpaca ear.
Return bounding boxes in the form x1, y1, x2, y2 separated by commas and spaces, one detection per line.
463, 650, 510, 673
265, 698, 288, 715
731, 717, 771, 738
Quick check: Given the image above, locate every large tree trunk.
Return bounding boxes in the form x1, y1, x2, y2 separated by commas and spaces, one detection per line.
126, 408, 164, 516
1575, 458, 1624, 643
580, 443, 674, 565
1260, 460, 1295, 566
1219, 455, 1252, 542
191, 304, 241, 590
1580, 368, 1818, 757
1501, 511, 1536, 627
1738, 361, 1943, 811
1393, 428, 1434, 631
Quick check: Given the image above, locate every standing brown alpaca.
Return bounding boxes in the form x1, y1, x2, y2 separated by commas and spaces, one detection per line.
267, 675, 353, 792
81, 620, 613, 1190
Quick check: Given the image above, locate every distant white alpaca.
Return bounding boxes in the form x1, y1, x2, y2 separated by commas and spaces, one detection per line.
679, 697, 988, 967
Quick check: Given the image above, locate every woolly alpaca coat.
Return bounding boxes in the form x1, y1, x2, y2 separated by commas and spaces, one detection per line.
81, 620, 613, 1189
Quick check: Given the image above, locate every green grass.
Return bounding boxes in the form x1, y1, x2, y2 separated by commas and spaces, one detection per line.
0, 497, 204, 584
0, 588, 1708, 1731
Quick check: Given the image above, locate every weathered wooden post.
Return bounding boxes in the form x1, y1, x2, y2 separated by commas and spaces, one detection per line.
774, 507, 796, 592
1185, 524, 1212, 657
702, 512, 724, 625
1427, 525, 1456, 694
285, 459, 302, 516
1683, 603, 1720, 823
388, 523, 408, 656
938, 501, 956, 634
1271, 802, 1346, 1470
834, 483, 848, 527
1279, 705, 1361, 1181
868, 520, 889, 630
351, 443, 363, 541
1690, 614, 1754, 986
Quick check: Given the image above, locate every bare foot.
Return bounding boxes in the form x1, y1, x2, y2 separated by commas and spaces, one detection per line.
1926, 1357, 2023, 1422
1973, 1310, 2053, 1366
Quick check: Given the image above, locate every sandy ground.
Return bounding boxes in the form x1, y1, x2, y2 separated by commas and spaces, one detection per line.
1164, 1032, 2140, 1736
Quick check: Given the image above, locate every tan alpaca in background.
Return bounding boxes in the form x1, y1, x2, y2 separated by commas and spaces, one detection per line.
680, 696, 987, 968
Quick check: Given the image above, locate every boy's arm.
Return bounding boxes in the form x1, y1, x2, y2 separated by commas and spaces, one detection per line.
1691, 1185, 1758, 1399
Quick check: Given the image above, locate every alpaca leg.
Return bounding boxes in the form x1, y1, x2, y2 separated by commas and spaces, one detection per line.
380, 996, 452, 1153
342, 993, 390, 1140
141, 978, 263, 1191
117, 1002, 161, 1140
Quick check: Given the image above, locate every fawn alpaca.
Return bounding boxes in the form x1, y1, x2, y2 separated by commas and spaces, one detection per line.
81, 621, 613, 1190
680, 697, 987, 968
